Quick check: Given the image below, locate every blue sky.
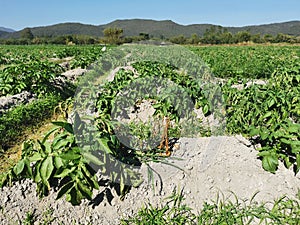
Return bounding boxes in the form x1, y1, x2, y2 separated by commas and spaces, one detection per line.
1, 0, 300, 31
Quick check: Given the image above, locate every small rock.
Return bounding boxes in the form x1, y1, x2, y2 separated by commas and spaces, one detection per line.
207, 176, 214, 184
3, 195, 9, 204
186, 165, 193, 170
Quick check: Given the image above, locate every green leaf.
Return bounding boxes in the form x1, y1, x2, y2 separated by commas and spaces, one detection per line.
51, 121, 73, 134
268, 98, 275, 108
51, 133, 68, 148
70, 187, 82, 205
60, 149, 81, 161
13, 160, 25, 176
296, 154, 300, 174
53, 156, 64, 169
203, 104, 209, 115
283, 156, 292, 169
23, 158, 33, 177
53, 139, 72, 150
77, 181, 92, 200
29, 153, 43, 162
261, 154, 278, 173
81, 165, 99, 189
287, 123, 300, 133
38, 140, 52, 154
291, 142, 300, 154
262, 111, 272, 119
56, 181, 74, 200
280, 138, 292, 145
41, 126, 60, 144
34, 163, 42, 183
54, 167, 76, 178
82, 152, 104, 166
260, 130, 269, 141
249, 127, 259, 136
40, 156, 54, 185
97, 137, 113, 154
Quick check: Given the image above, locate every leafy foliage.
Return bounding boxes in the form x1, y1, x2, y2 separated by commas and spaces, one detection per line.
0, 61, 63, 96
224, 65, 300, 173
0, 94, 63, 150
1, 121, 97, 205
190, 45, 300, 79
1, 44, 299, 209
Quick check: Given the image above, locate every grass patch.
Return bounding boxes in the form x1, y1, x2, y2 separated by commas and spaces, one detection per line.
121, 189, 300, 225
0, 94, 67, 151
0, 95, 72, 182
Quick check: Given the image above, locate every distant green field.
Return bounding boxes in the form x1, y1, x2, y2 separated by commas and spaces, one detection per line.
189, 45, 300, 79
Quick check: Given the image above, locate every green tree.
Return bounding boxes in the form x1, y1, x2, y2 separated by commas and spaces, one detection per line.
169, 35, 187, 44
263, 34, 274, 43
139, 33, 150, 40
201, 26, 225, 44
274, 33, 296, 43
220, 32, 234, 44
189, 33, 200, 45
103, 27, 123, 44
251, 33, 263, 43
234, 31, 251, 43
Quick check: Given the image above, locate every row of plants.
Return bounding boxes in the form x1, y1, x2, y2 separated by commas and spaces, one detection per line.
190, 45, 300, 79
0, 57, 214, 205
0, 45, 106, 66
0, 45, 108, 151
1, 51, 299, 206
0, 45, 298, 213
0, 46, 113, 207
4, 188, 299, 224
0, 94, 67, 151
0, 45, 108, 97
0, 60, 63, 96
1, 45, 298, 97
1, 45, 299, 83
78, 53, 300, 175
224, 65, 300, 173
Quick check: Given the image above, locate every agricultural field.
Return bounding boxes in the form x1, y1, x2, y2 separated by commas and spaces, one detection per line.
0, 45, 106, 151
0, 44, 299, 224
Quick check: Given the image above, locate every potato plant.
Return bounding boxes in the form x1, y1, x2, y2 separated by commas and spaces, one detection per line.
224, 65, 300, 173
190, 45, 300, 79
0, 44, 299, 207
1, 117, 143, 205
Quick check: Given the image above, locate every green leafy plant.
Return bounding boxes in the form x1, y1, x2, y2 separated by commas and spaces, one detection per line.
0, 94, 64, 150
224, 66, 300, 173
1, 120, 98, 205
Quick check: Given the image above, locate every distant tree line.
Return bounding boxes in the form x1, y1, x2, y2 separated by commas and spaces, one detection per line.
169, 26, 300, 44
1, 26, 300, 45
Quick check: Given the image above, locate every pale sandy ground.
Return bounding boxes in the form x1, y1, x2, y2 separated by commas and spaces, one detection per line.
1, 135, 299, 224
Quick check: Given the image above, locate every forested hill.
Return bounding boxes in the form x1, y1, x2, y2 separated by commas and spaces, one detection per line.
1, 19, 300, 39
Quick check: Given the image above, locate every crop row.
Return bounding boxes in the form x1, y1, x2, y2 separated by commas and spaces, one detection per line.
0, 44, 299, 206
0, 45, 105, 66
190, 45, 300, 79
2, 48, 299, 205
0, 45, 106, 97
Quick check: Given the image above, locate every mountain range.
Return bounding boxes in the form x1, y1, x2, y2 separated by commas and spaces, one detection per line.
0, 26, 15, 33
1, 19, 300, 39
